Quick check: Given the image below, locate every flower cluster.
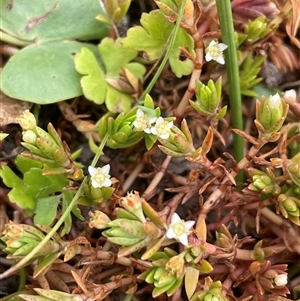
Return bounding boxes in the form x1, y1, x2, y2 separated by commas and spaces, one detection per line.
133, 109, 173, 140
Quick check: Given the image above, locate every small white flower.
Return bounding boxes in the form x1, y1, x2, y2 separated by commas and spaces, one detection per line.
88, 165, 112, 189
274, 274, 288, 287
166, 213, 195, 246
133, 109, 157, 133
150, 117, 173, 140
205, 40, 228, 65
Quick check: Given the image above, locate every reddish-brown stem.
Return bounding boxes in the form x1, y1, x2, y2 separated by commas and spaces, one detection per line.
175, 32, 204, 120
196, 140, 266, 226
142, 155, 172, 200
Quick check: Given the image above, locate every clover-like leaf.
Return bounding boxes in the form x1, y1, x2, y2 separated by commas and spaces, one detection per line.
74, 47, 107, 105
75, 38, 146, 112
122, 10, 195, 78
0, 166, 35, 211
0, 160, 68, 213
98, 38, 140, 77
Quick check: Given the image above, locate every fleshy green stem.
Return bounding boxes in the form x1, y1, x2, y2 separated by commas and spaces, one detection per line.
140, 0, 187, 101
0, 30, 31, 47
216, 0, 244, 181
0, 134, 109, 280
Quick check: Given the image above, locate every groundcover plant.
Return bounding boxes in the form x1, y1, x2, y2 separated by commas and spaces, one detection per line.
0, 0, 300, 300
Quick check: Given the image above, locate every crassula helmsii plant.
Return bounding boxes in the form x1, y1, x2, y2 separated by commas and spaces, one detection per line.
0, 0, 300, 300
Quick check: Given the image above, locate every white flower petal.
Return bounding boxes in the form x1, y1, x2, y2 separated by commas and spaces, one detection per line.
205, 53, 212, 62
150, 127, 157, 135
88, 166, 97, 176
184, 220, 195, 230
92, 179, 101, 188
171, 213, 181, 224
208, 40, 217, 47
160, 133, 170, 140
218, 43, 228, 51
136, 108, 144, 117
155, 117, 164, 125
102, 164, 110, 175
166, 228, 176, 239
149, 117, 157, 124
178, 234, 188, 246
144, 128, 152, 134
216, 56, 225, 65
103, 178, 112, 187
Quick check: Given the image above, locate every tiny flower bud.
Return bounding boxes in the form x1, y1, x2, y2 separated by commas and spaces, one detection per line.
16, 110, 37, 131
274, 274, 288, 287
283, 89, 297, 106
22, 130, 37, 144
165, 255, 185, 277
120, 191, 146, 223
89, 210, 111, 229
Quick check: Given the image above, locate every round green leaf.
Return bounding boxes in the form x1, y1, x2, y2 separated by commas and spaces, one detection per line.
1, 41, 98, 104
0, 0, 110, 43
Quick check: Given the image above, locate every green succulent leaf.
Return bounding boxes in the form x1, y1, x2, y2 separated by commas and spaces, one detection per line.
185, 267, 199, 299
122, 10, 195, 77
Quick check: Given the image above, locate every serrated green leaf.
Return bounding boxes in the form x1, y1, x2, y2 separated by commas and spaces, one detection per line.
15, 155, 43, 174
74, 47, 107, 104
0, 166, 35, 210
75, 38, 145, 112
34, 195, 61, 226
122, 10, 195, 77
99, 38, 138, 77
24, 169, 68, 200
106, 85, 133, 113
